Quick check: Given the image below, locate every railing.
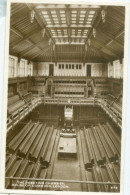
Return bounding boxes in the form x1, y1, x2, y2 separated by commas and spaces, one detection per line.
7, 96, 122, 131
5, 177, 120, 192
42, 97, 98, 105
7, 98, 40, 132
42, 97, 122, 128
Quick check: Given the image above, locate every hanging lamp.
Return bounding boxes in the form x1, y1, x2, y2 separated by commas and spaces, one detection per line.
30, 10, 35, 23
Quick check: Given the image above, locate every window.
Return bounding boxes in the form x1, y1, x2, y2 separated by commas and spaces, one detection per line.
76, 64, 78, 69
66, 64, 68, 69
72, 64, 74, 69
69, 64, 71, 69
59, 64, 61, 69
20, 60, 26, 77
62, 64, 64, 69
27, 63, 33, 76
9, 57, 15, 77
79, 64, 81, 69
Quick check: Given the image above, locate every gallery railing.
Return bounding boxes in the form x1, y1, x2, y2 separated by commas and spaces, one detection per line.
7, 96, 122, 131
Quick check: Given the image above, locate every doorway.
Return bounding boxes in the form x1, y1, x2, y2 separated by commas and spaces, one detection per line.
49, 64, 54, 76
86, 64, 91, 77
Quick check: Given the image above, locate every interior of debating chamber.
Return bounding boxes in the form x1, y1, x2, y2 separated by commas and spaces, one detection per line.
5, 2, 124, 192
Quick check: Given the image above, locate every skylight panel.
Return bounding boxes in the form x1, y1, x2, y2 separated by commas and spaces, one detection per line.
54, 21, 59, 24
53, 18, 58, 22
86, 21, 91, 24
44, 18, 51, 21
60, 10, 65, 13
46, 21, 51, 24
42, 11, 47, 14
60, 14, 65, 17
88, 14, 94, 18
72, 10, 77, 14
80, 11, 86, 14
52, 14, 58, 18
44, 15, 49, 18
61, 18, 66, 21
51, 10, 56, 14
79, 18, 84, 21
89, 11, 95, 14
87, 18, 93, 21
71, 14, 77, 17
80, 14, 85, 17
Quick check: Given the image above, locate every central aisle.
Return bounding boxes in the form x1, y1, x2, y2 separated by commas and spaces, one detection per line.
47, 127, 82, 191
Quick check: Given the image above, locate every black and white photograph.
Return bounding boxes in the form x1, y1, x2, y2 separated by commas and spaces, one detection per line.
0, 0, 128, 194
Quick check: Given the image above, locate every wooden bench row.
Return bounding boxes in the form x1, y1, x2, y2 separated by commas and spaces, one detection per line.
80, 122, 120, 170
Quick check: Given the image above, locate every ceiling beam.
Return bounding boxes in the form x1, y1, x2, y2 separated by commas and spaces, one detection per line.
90, 46, 113, 61
10, 25, 52, 61
107, 9, 125, 26
52, 36, 87, 38
97, 28, 124, 48
10, 28, 41, 49
56, 43, 85, 45
115, 28, 124, 39
10, 27, 23, 38
30, 46, 51, 60
66, 7, 71, 27
26, 3, 55, 44
57, 51, 84, 54
35, 5, 101, 9
11, 10, 29, 26
46, 24, 92, 28
53, 47, 57, 62
34, 58, 107, 63
92, 39, 121, 58
19, 39, 49, 57
83, 7, 104, 62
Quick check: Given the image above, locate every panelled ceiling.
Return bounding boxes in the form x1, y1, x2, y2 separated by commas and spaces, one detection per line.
9, 3, 125, 63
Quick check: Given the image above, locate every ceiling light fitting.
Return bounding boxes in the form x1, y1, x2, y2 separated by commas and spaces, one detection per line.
88, 39, 91, 46
85, 44, 88, 51
93, 28, 96, 38
101, 10, 106, 23
30, 10, 35, 23
53, 44, 55, 51
48, 38, 52, 45
42, 29, 46, 38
